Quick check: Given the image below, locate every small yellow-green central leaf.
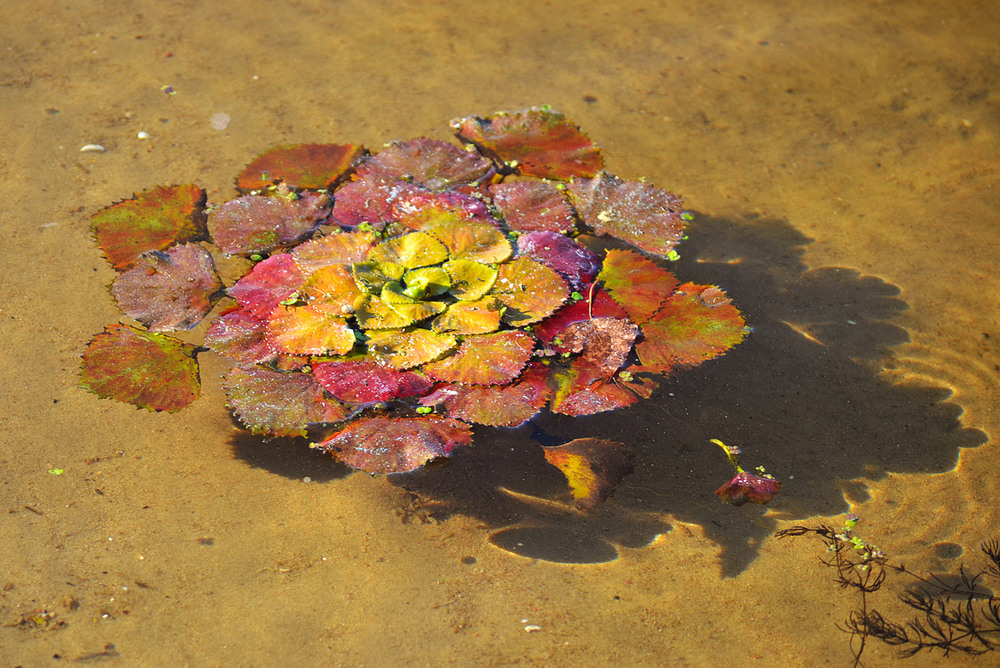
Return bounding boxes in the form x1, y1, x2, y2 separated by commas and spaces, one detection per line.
402, 266, 451, 299
354, 293, 414, 329
369, 231, 449, 268
444, 259, 498, 301
352, 261, 405, 294
367, 328, 457, 369
381, 282, 447, 322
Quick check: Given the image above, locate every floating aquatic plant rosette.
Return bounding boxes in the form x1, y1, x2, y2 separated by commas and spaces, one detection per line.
81, 107, 750, 509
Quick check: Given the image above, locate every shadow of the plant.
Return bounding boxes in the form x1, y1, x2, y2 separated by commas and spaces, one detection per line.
230, 213, 987, 574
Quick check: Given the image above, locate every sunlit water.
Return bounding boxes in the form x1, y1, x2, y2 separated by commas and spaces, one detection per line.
2, 1, 998, 665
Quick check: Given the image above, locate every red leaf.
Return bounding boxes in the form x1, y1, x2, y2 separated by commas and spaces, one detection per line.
227, 253, 305, 320
316, 416, 472, 474
567, 172, 686, 256
548, 359, 656, 416
635, 283, 748, 373
716, 471, 782, 506
208, 191, 331, 256
452, 107, 602, 180
515, 231, 600, 291
490, 181, 575, 233
312, 359, 433, 404
203, 307, 276, 364
329, 175, 425, 230
423, 330, 536, 385
224, 365, 351, 437
533, 286, 629, 348
80, 324, 200, 412
559, 317, 639, 376
237, 143, 364, 191
355, 138, 491, 190
420, 363, 551, 427
598, 249, 679, 324
91, 184, 207, 271
543, 438, 634, 510
111, 243, 223, 332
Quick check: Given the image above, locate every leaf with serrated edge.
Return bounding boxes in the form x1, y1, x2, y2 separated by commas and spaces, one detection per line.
208, 192, 330, 256
548, 359, 654, 417
421, 364, 550, 426
111, 244, 223, 332
80, 324, 200, 412
559, 317, 639, 377
91, 185, 207, 271
636, 283, 747, 372
292, 230, 379, 274
491, 257, 568, 326
598, 249, 678, 324
367, 329, 457, 369
426, 219, 511, 263
444, 259, 498, 301
316, 416, 472, 474
423, 330, 535, 385
300, 264, 363, 316
267, 306, 356, 356
224, 365, 350, 437
490, 181, 576, 233
228, 253, 306, 320
312, 360, 433, 404
237, 143, 364, 191
431, 298, 502, 335
369, 231, 449, 269
204, 307, 276, 364
355, 138, 491, 190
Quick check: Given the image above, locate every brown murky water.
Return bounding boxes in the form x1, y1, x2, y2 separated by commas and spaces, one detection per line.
2, 1, 998, 665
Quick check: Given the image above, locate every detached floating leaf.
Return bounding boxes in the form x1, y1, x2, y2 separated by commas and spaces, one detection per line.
716, 471, 782, 506
558, 317, 639, 376
228, 253, 305, 319
237, 143, 364, 191
80, 324, 200, 412
490, 181, 576, 233
515, 231, 600, 290
355, 138, 491, 190
91, 184, 207, 271
568, 172, 686, 256
543, 438, 634, 510
316, 416, 472, 474
208, 192, 331, 256
492, 257, 569, 326
203, 307, 276, 364
452, 107, 602, 180
312, 359, 433, 404
111, 243, 223, 332
421, 364, 550, 426
224, 365, 351, 437
423, 330, 535, 385
636, 283, 747, 373
598, 249, 678, 324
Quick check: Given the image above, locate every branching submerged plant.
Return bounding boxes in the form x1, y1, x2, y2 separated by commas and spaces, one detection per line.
777, 517, 1000, 665
79, 106, 753, 506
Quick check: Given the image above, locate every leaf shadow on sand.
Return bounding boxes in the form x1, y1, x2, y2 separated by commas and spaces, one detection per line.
230, 213, 987, 575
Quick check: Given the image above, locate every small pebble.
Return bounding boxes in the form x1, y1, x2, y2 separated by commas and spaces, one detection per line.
137, 131, 151, 139
210, 112, 231, 131
80, 144, 106, 152
302, 476, 312, 483
524, 625, 542, 633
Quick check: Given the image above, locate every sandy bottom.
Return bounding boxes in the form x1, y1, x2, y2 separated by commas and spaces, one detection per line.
2, 0, 998, 665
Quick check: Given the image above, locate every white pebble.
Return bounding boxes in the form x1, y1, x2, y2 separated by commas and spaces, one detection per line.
302, 476, 312, 483
80, 144, 106, 152
210, 112, 231, 131
137, 131, 151, 139
524, 625, 542, 633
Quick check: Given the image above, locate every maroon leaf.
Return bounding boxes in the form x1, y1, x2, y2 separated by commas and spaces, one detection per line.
91, 184, 208, 271
224, 365, 351, 437
420, 364, 551, 427
110, 243, 223, 332
316, 416, 472, 474
312, 359, 433, 404
203, 307, 276, 364
515, 231, 600, 291
227, 253, 305, 320
329, 175, 425, 230
548, 359, 656, 416
534, 286, 629, 348
490, 181, 576, 233
452, 107, 603, 179
208, 191, 331, 256
355, 138, 491, 190
567, 172, 686, 256
237, 143, 364, 191
80, 324, 200, 412
716, 471, 782, 506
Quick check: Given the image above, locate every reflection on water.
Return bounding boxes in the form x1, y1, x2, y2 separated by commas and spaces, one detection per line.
232, 213, 986, 574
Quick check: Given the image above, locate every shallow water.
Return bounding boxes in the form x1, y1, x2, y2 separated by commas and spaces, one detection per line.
2, 0, 998, 665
